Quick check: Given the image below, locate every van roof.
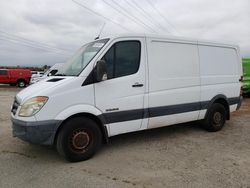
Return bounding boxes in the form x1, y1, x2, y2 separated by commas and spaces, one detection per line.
101, 33, 239, 49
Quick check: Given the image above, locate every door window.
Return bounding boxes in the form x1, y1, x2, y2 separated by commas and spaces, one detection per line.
0, 70, 7, 75
103, 46, 114, 79
102, 41, 141, 79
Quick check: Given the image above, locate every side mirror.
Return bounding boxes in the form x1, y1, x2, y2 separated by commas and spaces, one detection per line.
95, 60, 108, 82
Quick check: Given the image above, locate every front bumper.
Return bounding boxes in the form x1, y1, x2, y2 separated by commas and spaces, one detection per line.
11, 118, 62, 145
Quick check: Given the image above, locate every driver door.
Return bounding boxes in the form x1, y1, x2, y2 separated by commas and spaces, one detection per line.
94, 38, 146, 136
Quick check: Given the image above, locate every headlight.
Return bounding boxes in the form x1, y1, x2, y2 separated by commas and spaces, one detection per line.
18, 96, 48, 117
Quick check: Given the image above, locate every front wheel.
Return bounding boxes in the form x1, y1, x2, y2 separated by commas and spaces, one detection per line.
202, 103, 226, 132
56, 117, 102, 162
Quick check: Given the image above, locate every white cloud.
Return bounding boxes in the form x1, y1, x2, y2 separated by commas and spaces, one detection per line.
0, 0, 249, 66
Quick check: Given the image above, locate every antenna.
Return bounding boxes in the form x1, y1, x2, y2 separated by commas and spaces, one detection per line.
95, 23, 106, 40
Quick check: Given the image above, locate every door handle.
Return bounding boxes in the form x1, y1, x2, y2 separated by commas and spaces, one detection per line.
132, 83, 144, 87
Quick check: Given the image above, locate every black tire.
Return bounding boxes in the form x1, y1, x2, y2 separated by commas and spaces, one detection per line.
202, 103, 226, 132
56, 117, 102, 162
17, 80, 26, 88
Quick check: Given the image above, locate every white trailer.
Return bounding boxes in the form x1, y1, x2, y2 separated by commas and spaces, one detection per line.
11, 34, 243, 162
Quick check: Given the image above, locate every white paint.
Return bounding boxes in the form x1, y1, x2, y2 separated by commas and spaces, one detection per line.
148, 111, 200, 129
147, 38, 200, 128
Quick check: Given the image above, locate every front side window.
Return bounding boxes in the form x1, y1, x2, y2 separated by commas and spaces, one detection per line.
0, 70, 7, 76
103, 46, 114, 79
102, 41, 141, 79
56, 39, 109, 76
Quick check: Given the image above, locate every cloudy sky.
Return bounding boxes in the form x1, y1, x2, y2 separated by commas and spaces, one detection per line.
0, 0, 249, 66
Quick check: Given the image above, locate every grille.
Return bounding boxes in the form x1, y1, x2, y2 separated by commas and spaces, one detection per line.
11, 98, 20, 115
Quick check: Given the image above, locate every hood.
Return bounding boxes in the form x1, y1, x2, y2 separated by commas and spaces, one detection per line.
16, 76, 75, 104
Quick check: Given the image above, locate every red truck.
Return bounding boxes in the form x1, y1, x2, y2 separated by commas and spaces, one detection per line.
0, 69, 31, 87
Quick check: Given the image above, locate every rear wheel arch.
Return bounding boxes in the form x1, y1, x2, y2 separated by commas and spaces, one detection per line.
205, 95, 230, 120
213, 98, 230, 120
54, 113, 108, 145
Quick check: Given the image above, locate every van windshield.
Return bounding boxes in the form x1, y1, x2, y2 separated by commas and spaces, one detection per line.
55, 39, 109, 76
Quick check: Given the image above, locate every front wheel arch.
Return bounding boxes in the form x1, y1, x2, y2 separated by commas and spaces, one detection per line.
54, 113, 108, 146
56, 116, 103, 162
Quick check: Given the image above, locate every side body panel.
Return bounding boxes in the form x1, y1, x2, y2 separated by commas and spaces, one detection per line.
147, 37, 201, 129
8, 69, 32, 84
198, 44, 241, 118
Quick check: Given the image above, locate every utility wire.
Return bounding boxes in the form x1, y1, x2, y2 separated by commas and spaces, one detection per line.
122, 0, 161, 32
71, 0, 132, 32
0, 37, 67, 55
0, 34, 70, 55
145, 0, 181, 35
103, 0, 157, 33
0, 30, 70, 53
128, 0, 171, 34
109, 0, 158, 33
0, 36, 68, 55
123, 0, 156, 29
0, 36, 69, 55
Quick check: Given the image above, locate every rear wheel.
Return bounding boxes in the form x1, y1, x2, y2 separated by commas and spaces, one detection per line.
56, 117, 102, 162
202, 103, 226, 132
17, 80, 26, 88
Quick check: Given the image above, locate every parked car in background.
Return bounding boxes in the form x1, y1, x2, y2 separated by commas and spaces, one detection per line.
30, 71, 44, 84
11, 34, 242, 162
31, 71, 44, 78
0, 69, 31, 87
30, 63, 63, 84
242, 58, 250, 96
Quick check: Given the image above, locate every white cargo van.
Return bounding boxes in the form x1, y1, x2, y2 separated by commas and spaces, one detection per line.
11, 34, 243, 162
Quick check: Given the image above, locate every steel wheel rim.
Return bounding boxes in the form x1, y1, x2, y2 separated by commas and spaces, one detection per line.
213, 112, 222, 126
69, 129, 92, 153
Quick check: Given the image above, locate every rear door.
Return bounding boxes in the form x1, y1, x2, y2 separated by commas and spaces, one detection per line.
94, 38, 146, 136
